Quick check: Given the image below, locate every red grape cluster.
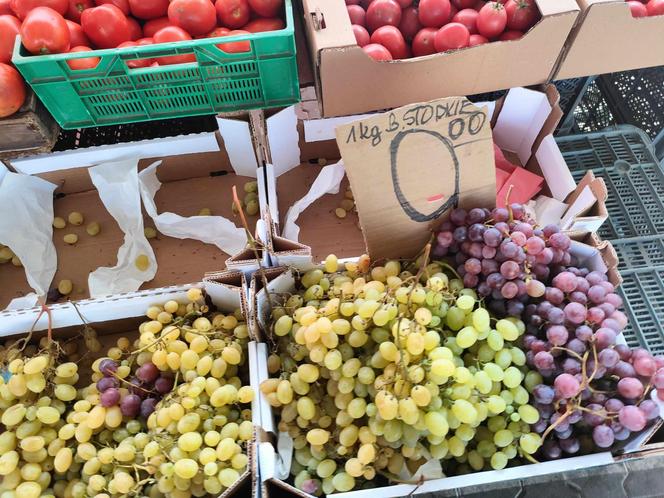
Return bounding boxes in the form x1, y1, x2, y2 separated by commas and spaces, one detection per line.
434, 203, 663, 458
433, 204, 567, 318
98, 358, 173, 419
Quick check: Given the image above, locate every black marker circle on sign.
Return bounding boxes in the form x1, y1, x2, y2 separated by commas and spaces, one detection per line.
390, 129, 460, 223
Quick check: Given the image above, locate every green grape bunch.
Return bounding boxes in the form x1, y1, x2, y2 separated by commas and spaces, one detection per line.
262, 253, 544, 495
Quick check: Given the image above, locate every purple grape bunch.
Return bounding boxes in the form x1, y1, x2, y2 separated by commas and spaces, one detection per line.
97, 358, 174, 419
434, 203, 663, 457
433, 205, 568, 318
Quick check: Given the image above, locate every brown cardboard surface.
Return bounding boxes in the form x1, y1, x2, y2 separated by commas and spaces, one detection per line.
276, 163, 365, 261
303, 0, 579, 117
0, 152, 257, 309
336, 97, 495, 260
556, 0, 664, 80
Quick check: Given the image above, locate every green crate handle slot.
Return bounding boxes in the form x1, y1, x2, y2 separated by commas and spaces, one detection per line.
12, 0, 299, 129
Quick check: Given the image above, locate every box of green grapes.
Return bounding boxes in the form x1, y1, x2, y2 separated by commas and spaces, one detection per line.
0, 272, 260, 498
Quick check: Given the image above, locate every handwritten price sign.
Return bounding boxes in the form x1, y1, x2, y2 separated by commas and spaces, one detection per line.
336, 96, 496, 260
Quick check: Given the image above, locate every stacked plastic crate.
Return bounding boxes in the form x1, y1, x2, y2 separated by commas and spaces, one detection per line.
557, 126, 664, 354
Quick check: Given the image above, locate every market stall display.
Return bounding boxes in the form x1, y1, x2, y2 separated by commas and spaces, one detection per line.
1, 1, 664, 496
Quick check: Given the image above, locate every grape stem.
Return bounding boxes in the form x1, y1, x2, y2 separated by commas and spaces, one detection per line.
550, 346, 584, 362
541, 406, 573, 442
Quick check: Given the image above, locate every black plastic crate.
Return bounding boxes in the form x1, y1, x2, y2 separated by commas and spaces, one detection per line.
568, 79, 617, 134
596, 67, 664, 159
53, 114, 219, 151
556, 126, 664, 240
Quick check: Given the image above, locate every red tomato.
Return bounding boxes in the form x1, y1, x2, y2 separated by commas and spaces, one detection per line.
412, 27, 437, 56
143, 16, 173, 37
128, 0, 168, 19
418, 0, 451, 28
352, 24, 370, 46
398, 6, 421, 40
362, 42, 392, 60
647, 0, 664, 15
452, 8, 478, 34
628, 0, 648, 17
0, 0, 11, 15
0, 63, 24, 117
215, 29, 251, 52
247, 0, 282, 17
65, 0, 93, 21
94, 0, 128, 15
65, 19, 89, 46
346, 4, 366, 26
243, 17, 284, 31
216, 0, 250, 28
499, 29, 522, 40
366, 0, 401, 32
118, 40, 149, 67
452, 0, 476, 7
208, 26, 230, 37
370, 25, 409, 58
153, 26, 196, 64
168, 0, 216, 36
127, 16, 141, 39
477, 1, 506, 39
11, 0, 68, 19
66, 45, 99, 69
505, 0, 538, 31
434, 22, 469, 51
21, 7, 70, 54
0, 15, 20, 63
468, 33, 488, 46
81, 4, 130, 48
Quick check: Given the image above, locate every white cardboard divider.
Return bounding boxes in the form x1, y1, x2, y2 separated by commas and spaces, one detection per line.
493, 87, 552, 165
0, 284, 193, 338
10, 133, 222, 175
536, 135, 576, 201
266, 106, 300, 176
217, 118, 259, 178
330, 453, 614, 498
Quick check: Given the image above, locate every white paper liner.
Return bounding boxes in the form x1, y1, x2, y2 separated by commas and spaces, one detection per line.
138, 161, 247, 256
88, 159, 157, 297
282, 162, 345, 242
396, 447, 444, 482
275, 431, 294, 480
0, 172, 57, 309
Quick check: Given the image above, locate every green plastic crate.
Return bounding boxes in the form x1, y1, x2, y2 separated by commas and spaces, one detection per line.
12, 1, 299, 129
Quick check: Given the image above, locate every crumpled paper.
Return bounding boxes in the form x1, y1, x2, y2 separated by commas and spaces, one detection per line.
275, 431, 293, 480
0, 172, 57, 309
282, 161, 345, 242
138, 161, 247, 256
88, 159, 157, 297
396, 447, 444, 483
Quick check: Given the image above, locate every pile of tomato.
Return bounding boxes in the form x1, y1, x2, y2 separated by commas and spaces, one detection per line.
347, 0, 539, 61
627, 0, 664, 16
0, 0, 284, 118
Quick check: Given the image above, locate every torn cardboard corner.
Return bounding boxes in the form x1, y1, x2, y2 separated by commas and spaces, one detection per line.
336, 96, 496, 261
262, 209, 313, 270
570, 232, 622, 288
561, 171, 608, 234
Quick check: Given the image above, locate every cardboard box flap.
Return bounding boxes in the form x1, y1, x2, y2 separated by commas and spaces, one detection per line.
336, 97, 495, 260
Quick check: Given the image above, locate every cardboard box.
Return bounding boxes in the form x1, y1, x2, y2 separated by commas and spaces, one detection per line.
301, 0, 579, 117
0, 272, 258, 498
0, 130, 266, 310
555, 0, 664, 80
250, 264, 660, 498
